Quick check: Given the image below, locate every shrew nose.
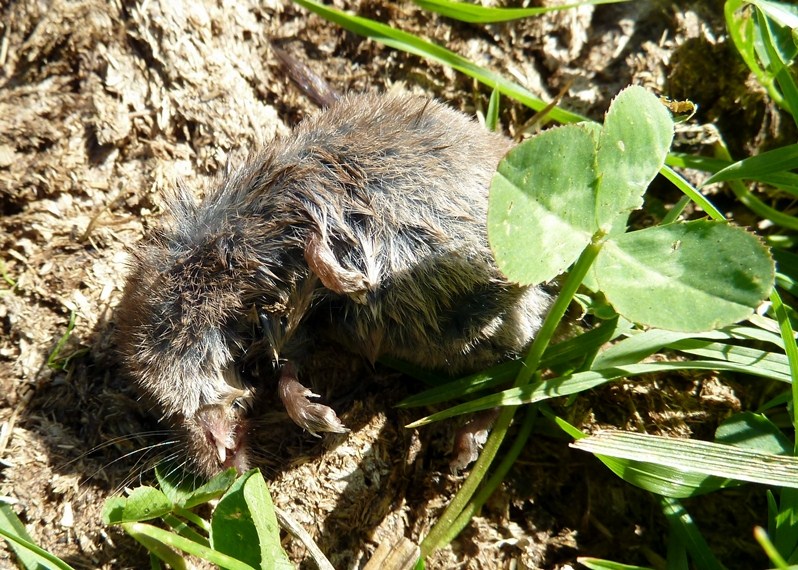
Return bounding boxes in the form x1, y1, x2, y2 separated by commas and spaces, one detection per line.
197, 405, 247, 472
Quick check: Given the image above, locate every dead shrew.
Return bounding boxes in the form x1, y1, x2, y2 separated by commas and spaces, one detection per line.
115, 91, 551, 476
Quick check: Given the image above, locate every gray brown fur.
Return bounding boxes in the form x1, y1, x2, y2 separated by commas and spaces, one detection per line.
115, 92, 550, 476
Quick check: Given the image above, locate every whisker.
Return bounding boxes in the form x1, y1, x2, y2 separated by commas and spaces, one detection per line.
58, 430, 178, 468
100, 439, 180, 470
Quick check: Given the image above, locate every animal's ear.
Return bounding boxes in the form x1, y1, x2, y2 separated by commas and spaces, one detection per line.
304, 232, 368, 303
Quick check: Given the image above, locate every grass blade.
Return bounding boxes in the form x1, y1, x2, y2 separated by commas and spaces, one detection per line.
292, 0, 585, 124
750, 0, 798, 27
703, 143, 798, 186
716, 412, 793, 455
773, 487, 798, 561
412, 0, 629, 23
578, 558, 654, 570
711, 139, 798, 231
407, 358, 792, 427
667, 338, 790, 380
572, 431, 798, 489
485, 88, 500, 132
769, 290, 798, 450
660, 497, 727, 570
755, 526, 792, 569
667, 152, 798, 195
123, 523, 256, 570
598, 455, 741, 499
593, 329, 697, 369
128, 531, 188, 570
754, 5, 798, 127
659, 165, 726, 221
0, 504, 75, 570
161, 514, 209, 548
399, 316, 623, 408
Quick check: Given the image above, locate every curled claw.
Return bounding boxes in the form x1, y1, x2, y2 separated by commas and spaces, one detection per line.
278, 362, 349, 436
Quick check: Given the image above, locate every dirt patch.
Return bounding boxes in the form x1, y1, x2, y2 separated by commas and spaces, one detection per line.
0, 0, 782, 568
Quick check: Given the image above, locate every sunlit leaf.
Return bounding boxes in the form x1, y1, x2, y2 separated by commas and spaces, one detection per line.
595, 220, 774, 331
102, 487, 173, 524
155, 464, 237, 509
211, 469, 292, 570
596, 86, 674, 233
489, 124, 598, 284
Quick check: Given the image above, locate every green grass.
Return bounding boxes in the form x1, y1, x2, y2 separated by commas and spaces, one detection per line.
3, 0, 797, 568
286, 0, 798, 567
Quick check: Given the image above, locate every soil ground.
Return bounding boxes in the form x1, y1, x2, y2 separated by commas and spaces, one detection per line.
0, 0, 787, 568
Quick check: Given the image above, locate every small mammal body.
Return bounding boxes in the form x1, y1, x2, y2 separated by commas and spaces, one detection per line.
116, 92, 550, 476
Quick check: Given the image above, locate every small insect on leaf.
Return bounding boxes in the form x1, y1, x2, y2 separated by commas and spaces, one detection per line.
660, 96, 697, 121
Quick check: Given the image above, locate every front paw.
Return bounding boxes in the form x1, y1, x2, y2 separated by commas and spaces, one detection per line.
278, 362, 349, 436
304, 232, 370, 303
